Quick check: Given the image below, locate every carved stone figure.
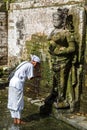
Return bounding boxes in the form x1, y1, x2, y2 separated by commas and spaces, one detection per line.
48, 8, 78, 110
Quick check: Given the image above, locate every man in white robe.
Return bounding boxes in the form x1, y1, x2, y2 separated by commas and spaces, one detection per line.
7, 55, 40, 124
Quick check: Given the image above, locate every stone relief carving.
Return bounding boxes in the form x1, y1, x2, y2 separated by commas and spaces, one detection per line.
40, 7, 82, 115
48, 8, 78, 111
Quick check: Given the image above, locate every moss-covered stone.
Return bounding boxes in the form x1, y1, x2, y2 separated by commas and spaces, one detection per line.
0, 3, 6, 11
25, 34, 53, 97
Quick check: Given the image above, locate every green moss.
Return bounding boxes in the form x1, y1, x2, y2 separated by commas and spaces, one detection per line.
26, 34, 47, 55
25, 34, 53, 95
0, 3, 6, 11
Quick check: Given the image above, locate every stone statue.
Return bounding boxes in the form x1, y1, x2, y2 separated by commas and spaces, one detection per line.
48, 8, 78, 111
40, 8, 78, 115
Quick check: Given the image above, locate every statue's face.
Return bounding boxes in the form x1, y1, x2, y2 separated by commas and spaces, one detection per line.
53, 13, 63, 28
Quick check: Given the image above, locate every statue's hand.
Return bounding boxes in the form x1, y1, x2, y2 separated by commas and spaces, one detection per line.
59, 47, 66, 51
54, 47, 66, 55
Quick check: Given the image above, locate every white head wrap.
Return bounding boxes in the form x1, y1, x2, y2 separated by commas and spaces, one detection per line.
30, 54, 40, 63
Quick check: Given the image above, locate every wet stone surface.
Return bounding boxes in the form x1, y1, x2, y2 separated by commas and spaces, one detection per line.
0, 87, 77, 130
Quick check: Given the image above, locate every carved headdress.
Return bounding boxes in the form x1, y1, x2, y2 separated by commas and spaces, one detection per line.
53, 8, 69, 29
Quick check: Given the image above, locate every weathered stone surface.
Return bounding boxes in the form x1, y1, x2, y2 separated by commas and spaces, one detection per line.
8, 4, 86, 65
0, 12, 8, 65
10, 0, 85, 10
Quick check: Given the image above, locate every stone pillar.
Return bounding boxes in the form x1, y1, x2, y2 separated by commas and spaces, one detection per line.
80, 8, 87, 113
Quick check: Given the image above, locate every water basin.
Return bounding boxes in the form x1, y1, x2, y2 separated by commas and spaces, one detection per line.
0, 88, 77, 130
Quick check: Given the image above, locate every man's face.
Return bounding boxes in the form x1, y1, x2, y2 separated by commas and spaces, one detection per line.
31, 61, 37, 67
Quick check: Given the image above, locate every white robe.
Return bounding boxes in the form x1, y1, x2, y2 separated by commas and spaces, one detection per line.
7, 61, 33, 111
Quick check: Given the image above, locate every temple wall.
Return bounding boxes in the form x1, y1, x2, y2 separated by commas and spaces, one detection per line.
0, 0, 87, 113
0, 11, 8, 65
8, 0, 85, 66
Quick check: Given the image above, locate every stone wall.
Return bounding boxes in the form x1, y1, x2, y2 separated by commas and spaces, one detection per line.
0, 11, 8, 65
7, 0, 86, 112
8, 0, 85, 66
0, 0, 87, 113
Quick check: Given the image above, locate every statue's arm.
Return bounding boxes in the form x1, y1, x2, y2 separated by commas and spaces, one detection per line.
54, 33, 75, 56
61, 41, 75, 53
48, 40, 56, 55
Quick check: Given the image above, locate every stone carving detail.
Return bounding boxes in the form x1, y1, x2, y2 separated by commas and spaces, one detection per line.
48, 8, 78, 111
40, 8, 80, 115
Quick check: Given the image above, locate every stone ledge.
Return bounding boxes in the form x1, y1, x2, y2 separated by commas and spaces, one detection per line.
53, 111, 87, 130
9, 0, 85, 10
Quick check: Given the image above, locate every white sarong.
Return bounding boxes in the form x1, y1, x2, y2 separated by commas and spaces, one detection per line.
8, 77, 24, 111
